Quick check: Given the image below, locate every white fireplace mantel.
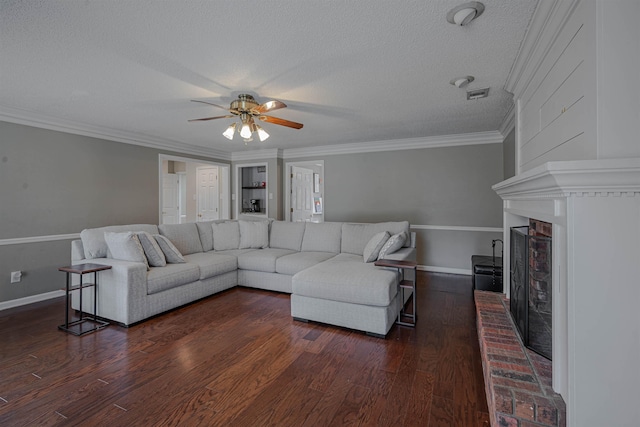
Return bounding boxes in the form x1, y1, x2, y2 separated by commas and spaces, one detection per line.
492, 158, 640, 427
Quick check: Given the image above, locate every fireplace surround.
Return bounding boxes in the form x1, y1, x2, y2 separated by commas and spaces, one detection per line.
493, 158, 640, 426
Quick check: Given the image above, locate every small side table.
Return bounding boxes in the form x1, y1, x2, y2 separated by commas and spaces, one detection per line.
374, 259, 418, 327
58, 263, 111, 336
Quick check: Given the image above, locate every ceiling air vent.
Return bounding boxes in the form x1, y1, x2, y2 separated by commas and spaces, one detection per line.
466, 88, 490, 100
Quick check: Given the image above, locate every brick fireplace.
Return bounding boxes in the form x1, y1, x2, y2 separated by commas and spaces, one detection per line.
510, 219, 553, 361
491, 159, 640, 426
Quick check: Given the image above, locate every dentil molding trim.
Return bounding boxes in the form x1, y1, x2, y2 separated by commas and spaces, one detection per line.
493, 158, 640, 199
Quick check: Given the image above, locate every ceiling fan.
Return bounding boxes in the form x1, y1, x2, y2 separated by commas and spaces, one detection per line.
189, 94, 303, 143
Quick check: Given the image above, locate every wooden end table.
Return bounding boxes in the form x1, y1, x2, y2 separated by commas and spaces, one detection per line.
374, 259, 417, 327
58, 263, 111, 336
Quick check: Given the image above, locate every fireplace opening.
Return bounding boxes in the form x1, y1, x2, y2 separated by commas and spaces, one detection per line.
510, 219, 553, 360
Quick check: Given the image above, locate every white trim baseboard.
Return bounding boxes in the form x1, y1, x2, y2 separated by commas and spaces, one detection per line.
418, 265, 472, 276
411, 225, 503, 233
0, 233, 80, 246
0, 290, 65, 312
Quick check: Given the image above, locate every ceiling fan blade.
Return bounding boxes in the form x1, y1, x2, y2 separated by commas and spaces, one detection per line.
188, 115, 234, 122
259, 115, 303, 129
252, 100, 287, 115
191, 99, 229, 110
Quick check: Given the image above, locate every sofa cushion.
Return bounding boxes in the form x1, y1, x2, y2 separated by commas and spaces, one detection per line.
363, 231, 390, 263
378, 231, 408, 260
212, 222, 240, 251
183, 252, 238, 280
275, 251, 337, 276
292, 253, 397, 306
270, 221, 306, 251
341, 221, 410, 255
195, 220, 226, 252
137, 231, 167, 267
239, 220, 269, 249
147, 263, 200, 295
237, 248, 296, 273
301, 222, 342, 253
80, 224, 159, 259
158, 223, 204, 255
104, 231, 149, 269
214, 248, 256, 258
154, 235, 186, 263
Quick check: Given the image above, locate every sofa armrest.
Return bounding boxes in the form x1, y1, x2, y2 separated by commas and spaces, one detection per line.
71, 258, 148, 325
383, 247, 416, 262
71, 240, 85, 262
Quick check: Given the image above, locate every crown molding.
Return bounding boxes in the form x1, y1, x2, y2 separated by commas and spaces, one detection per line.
281, 131, 503, 159
231, 148, 284, 162
0, 105, 232, 161
1, 105, 505, 162
505, 0, 581, 99
499, 102, 516, 137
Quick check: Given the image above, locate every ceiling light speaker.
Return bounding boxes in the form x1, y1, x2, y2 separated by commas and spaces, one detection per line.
450, 76, 475, 88
447, 2, 485, 26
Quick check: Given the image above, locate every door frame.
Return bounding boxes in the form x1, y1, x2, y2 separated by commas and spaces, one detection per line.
284, 160, 324, 222
158, 154, 230, 224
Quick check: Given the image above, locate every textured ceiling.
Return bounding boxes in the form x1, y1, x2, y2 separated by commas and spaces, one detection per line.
0, 0, 537, 155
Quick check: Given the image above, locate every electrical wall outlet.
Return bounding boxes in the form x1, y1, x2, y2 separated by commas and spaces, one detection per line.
10, 271, 22, 283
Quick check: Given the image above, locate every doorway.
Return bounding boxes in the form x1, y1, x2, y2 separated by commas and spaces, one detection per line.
196, 166, 219, 221
159, 155, 230, 224
285, 160, 324, 222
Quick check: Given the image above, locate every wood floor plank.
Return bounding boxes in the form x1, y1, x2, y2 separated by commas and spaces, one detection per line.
403, 370, 435, 426
0, 272, 488, 426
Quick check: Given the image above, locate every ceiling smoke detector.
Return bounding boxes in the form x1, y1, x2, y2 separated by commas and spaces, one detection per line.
446, 2, 485, 26
450, 76, 475, 88
466, 88, 490, 100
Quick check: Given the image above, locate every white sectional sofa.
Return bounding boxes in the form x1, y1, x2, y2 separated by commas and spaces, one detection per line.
71, 219, 416, 336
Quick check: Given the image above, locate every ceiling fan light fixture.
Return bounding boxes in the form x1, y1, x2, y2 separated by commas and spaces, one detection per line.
256, 125, 270, 142
222, 123, 236, 140
239, 113, 252, 139
240, 123, 252, 139
446, 2, 484, 26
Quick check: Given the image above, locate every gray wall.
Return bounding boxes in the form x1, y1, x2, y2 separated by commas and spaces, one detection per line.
287, 143, 505, 271
1, 119, 505, 304
0, 121, 227, 303
503, 127, 516, 180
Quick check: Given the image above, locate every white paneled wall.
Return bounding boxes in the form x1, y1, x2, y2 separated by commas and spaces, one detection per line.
518, 1, 594, 172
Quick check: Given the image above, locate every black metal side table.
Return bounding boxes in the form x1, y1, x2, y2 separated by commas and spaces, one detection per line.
58, 263, 111, 336
374, 259, 418, 327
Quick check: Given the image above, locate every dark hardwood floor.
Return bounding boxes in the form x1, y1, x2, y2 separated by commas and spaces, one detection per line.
0, 272, 489, 426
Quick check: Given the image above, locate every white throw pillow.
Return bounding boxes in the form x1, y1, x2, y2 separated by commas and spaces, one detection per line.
239, 220, 269, 249
378, 231, 408, 260
212, 221, 240, 251
137, 231, 167, 267
154, 235, 186, 263
363, 231, 390, 263
104, 231, 149, 270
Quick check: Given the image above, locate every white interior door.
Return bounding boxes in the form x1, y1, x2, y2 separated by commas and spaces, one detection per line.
291, 166, 314, 222
197, 167, 219, 221
162, 173, 179, 224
